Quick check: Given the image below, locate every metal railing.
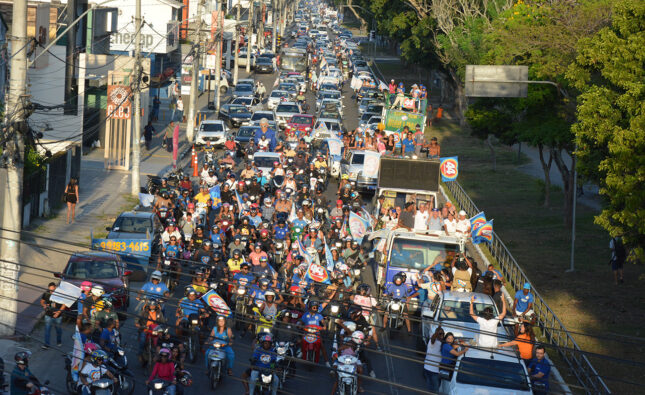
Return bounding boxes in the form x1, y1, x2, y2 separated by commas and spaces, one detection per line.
443, 180, 610, 395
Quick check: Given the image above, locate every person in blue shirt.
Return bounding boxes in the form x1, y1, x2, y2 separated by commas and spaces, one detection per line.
175, 287, 205, 332
138, 271, 170, 301
274, 220, 289, 241
439, 332, 469, 378
382, 272, 413, 333
290, 210, 308, 233
233, 263, 255, 288
99, 318, 118, 353
242, 333, 279, 395
528, 346, 551, 394
513, 282, 535, 322
10, 351, 40, 395
402, 131, 416, 155
300, 301, 325, 327
250, 278, 271, 303
254, 119, 277, 151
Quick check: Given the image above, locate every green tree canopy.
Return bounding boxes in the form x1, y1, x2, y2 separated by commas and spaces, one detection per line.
567, 0, 645, 254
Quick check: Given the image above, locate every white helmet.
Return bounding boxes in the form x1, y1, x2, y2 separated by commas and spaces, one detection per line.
91, 285, 104, 297
151, 270, 162, 281
351, 330, 365, 345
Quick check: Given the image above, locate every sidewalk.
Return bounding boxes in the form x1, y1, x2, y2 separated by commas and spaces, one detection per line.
12, 92, 212, 338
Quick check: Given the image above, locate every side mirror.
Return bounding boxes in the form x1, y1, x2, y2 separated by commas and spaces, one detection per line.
105, 226, 112, 231
123, 270, 133, 276
53, 272, 61, 278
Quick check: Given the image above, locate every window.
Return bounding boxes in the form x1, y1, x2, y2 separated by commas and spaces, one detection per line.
456, 358, 529, 391
252, 112, 275, 121
351, 153, 365, 165
200, 123, 224, 132
229, 106, 248, 115
112, 216, 152, 234
439, 300, 496, 322
66, 259, 119, 279
388, 238, 460, 271
276, 104, 299, 113
290, 115, 311, 124
254, 156, 279, 168
238, 127, 258, 137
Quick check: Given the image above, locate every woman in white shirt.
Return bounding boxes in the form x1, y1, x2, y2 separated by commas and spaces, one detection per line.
443, 212, 458, 235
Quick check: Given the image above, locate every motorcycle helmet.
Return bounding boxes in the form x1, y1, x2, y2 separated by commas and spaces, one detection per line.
357, 284, 371, 295
185, 286, 197, 297
259, 256, 268, 264
260, 229, 269, 237
233, 249, 242, 258
83, 342, 99, 354
161, 192, 170, 199
15, 351, 31, 366
203, 240, 212, 248
213, 251, 223, 260
240, 262, 251, 270
259, 278, 270, 288
147, 299, 159, 310
302, 199, 311, 206
393, 272, 405, 285
264, 290, 276, 302
91, 285, 104, 297
308, 300, 319, 310
159, 348, 171, 358
80, 281, 93, 292
259, 333, 273, 344
91, 350, 108, 365
151, 270, 162, 281
351, 331, 366, 345
179, 371, 193, 387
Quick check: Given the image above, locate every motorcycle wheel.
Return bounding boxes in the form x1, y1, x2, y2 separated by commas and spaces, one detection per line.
66, 373, 78, 395
147, 347, 155, 373
120, 374, 135, 395
189, 332, 199, 363
209, 365, 220, 390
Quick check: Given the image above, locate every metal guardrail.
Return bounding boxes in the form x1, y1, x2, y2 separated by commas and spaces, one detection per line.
443, 180, 610, 395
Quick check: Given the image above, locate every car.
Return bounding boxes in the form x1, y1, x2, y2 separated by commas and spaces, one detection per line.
316, 90, 342, 111
319, 99, 344, 118
340, 150, 381, 192
195, 119, 229, 146
253, 151, 282, 175
107, 210, 163, 241
275, 102, 302, 129
439, 347, 532, 395
358, 97, 379, 114
55, 251, 131, 311
233, 83, 255, 98
247, 110, 277, 125
359, 111, 380, 128
237, 78, 255, 86
267, 90, 289, 110
236, 49, 255, 68
255, 56, 274, 73
235, 125, 261, 154
286, 114, 315, 136
277, 82, 298, 99
313, 118, 343, 139
204, 72, 229, 94
219, 104, 253, 128
229, 96, 262, 111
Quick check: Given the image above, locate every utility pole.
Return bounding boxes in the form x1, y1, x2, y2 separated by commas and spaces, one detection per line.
214, 0, 223, 111
131, 0, 142, 196
233, 0, 241, 85
0, 0, 28, 336
272, 0, 278, 53
186, 0, 204, 142
258, 3, 264, 51
64, 0, 77, 115
245, 0, 254, 74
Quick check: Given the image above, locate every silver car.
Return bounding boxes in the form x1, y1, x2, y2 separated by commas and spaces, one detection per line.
267, 90, 289, 110
274, 102, 302, 129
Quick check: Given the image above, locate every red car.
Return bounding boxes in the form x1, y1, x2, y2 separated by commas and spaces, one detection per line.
286, 114, 315, 136
55, 251, 131, 311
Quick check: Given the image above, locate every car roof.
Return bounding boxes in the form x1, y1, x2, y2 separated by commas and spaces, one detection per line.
119, 211, 155, 219
317, 117, 341, 123
254, 152, 281, 159
276, 101, 298, 106
70, 251, 121, 261
442, 290, 495, 303
461, 347, 522, 363
292, 114, 313, 119
201, 120, 225, 124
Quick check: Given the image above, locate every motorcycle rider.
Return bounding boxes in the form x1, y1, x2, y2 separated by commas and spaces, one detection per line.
337, 307, 377, 377
139, 271, 171, 302
240, 162, 256, 181
300, 301, 330, 366
176, 287, 207, 334
205, 316, 235, 376
147, 348, 177, 394
330, 200, 344, 220
80, 285, 104, 327
79, 350, 118, 395
162, 221, 182, 243
10, 351, 43, 395
242, 333, 279, 395
382, 272, 413, 333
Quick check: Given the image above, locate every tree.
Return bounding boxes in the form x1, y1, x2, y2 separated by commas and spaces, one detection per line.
567, 0, 645, 256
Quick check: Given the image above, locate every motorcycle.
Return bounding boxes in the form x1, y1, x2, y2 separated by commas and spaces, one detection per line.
157, 206, 172, 226
252, 368, 275, 395
106, 351, 135, 395
206, 340, 227, 389
275, 341, 296, 389
233, 286, 250, 331
385, 298, 405, 337
274, 241, 285, 267
336, 355, 359, 395
252, 306, 276, 336
141, 325, 162, 372
89, 378, 115, 395
327, 303, 342, 333
160, 254, 178, 291
301, 324, 324, 370
147, 379, 172, 395
183, 313, 202, 363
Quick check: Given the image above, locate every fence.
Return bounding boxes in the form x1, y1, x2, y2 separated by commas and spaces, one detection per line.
443, 180, 610, 395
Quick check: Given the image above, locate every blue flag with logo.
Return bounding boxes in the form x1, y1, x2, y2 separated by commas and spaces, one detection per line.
348, 211, 370, 242
469, 211, 486, 237
324, 237, 335, 272
209, 185, 221, 209
472, 220, 494, 244
235, 189, 244, 218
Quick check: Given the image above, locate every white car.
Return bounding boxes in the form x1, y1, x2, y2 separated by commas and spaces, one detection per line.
195, 120, 229, 146
267, 90, 289, 110
274, 102, 302, 129
439, 347, 532, 395
252, 152, 281, 175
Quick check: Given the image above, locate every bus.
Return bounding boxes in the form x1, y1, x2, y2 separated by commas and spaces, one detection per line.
281, 48, 308, 73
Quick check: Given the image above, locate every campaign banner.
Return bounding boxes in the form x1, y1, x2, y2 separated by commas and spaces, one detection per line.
469, 211, 486, 235
440, 157, 459, 181
49, 280, 82, 307
324, 237, 335, 272
305, 262, 331, 284
209, 185, 222, 209
201, 290, 232, 317
473, 220, 494, 244
348, 211, 370, 241
383, 109, 425, 133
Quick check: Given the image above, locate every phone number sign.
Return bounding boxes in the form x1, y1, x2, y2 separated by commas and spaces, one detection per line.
92, 238, 152, 257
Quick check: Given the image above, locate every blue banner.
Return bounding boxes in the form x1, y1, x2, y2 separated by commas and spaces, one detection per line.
348, 211, 370, 241
472, 220, 494, 244
440, 157, 459, 182
469, 211, 487, 237
209, 185, 222, 209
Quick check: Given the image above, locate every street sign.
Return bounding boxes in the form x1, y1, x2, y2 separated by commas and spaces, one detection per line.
465, 65, 528, 98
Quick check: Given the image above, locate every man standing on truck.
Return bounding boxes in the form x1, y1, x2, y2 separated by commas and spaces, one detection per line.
396, 202, 415, 231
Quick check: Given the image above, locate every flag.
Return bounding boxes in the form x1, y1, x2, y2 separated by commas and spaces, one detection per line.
323, 237, 335, 272
295, 239, 312, 264
348, 211, 370, 241
209, 185, 222, 209
235, 189, 244, 218
288, 201, 297, 223
469, 212, 486, 235
201, 290, 232, 317
472, 220, 494, 244
315, 120, 329, 136
378, 80, 388, 91
71, 326, 84, 381
440, 157, 459, 182
340, 221, 348, 239
360, 207, 375, 229
305, 261, 331, 284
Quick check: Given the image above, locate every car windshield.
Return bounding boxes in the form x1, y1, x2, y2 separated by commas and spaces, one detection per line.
279, 83, 296, 91
257, 57, 272, 64
233, 97, 252, 106
351, 153, 365, 165
112, 216, 151, 233
282, 55, 307, 72
252, 112, 274, 121
200, 123, 224, 132
367, 105, 383, 113
66, 259, 119, 279
438, 299, 497, 322
238, 127, 258, 137
389, 238, 460, 271
276, 104, 300, 113
270, 91, 287, 98
236, 84, 253, 92
319, 121, 341, 131
229, 106, 248, 115
254, 156, 279, 168
456, 358, 530, 391
291, 115, 311, 124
